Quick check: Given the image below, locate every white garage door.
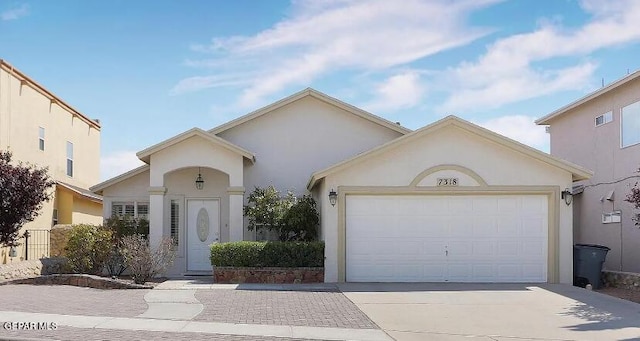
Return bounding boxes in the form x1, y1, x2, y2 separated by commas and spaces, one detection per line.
346, 195, 548, 283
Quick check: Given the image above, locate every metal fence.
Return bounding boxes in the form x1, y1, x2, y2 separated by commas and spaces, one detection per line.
23, 229, 50, 260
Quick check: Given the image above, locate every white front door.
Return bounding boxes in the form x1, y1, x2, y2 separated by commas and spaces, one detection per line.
187, 199, 220, 272
346, 195, 548, 283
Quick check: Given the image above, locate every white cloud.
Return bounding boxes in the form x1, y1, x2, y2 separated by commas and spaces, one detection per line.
1, 4, 28, 21
475, 115, 549, 152
364, 72, 425, 112
173, 0, 499, 108
100, 151, 145, 181
439, 0, 640, 114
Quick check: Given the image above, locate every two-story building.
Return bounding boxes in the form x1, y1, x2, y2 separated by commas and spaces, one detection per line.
0, 60, 103, 263
536, 71, 640, 274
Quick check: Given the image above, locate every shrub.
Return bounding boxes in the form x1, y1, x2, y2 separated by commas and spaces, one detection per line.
243, 186, 319, 241
121, 235, 176, 284
210, 241, 324, 267
105, 216, 149, 239
65, 224, 112, 275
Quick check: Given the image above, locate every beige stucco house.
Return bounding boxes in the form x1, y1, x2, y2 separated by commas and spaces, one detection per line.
93, 88, 591, 283
0, 60, 103, 263
536, 70, 640, 274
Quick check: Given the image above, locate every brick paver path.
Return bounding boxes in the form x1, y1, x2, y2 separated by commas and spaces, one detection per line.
0, 327, 328, 341
195, 289, 378, 329
0, 285, 149, 317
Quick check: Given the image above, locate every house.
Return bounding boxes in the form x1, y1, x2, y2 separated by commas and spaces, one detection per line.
536, 70, 640, 274
92, 88, 591, 283
0, 60, 103, 263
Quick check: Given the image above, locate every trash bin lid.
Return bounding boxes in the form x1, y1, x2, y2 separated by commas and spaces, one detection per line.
575, 243, 611, 251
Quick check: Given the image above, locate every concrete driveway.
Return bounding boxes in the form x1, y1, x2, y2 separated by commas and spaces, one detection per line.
338, 283, 640, 341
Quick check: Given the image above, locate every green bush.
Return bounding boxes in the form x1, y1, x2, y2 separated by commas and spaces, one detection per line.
104, 216, 149, 239
210, 241, 324, 267
65, 224, 112, 274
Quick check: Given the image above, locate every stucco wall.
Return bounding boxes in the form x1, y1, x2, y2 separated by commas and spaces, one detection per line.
545, 78, 640, 273
101, 169, 151, 217
216, 96, 404, 240
320, 125, 574, 283
0, 64, 102, 264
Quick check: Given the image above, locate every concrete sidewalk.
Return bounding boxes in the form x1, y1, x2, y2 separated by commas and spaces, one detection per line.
0, 310, 392, 341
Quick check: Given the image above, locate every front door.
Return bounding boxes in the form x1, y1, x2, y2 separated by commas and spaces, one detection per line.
187, 199, 220, 271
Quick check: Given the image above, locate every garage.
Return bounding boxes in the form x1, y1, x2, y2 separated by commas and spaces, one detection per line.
346, 194, 549, 282
308, 116, 593, 284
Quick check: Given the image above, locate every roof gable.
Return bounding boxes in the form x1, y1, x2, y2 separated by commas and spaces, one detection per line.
536, 69, 640, 125
308, 115, 593, 190
90, 165, 149, 195
136, 128, 256, 164
209, 88, 412, 136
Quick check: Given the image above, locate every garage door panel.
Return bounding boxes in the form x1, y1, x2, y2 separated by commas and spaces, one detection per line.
346, 195, 549, 283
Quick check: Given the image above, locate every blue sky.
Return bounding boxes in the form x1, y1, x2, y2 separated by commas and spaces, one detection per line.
2, 0, 640, 181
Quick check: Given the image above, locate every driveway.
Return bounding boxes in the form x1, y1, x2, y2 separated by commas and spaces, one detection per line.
339, 283, 640, 341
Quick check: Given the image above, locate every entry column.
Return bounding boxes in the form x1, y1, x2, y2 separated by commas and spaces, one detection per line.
148, 186, 167, 248
228, 186, 245, 241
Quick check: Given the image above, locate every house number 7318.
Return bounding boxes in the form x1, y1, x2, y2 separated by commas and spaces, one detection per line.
437, 178, 458, 186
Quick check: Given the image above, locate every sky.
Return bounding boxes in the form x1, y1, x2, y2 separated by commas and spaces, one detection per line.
1, 0, 640, 181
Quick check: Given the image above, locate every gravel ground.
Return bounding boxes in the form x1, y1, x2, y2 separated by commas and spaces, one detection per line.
597, 287, 640, 304
195, 289, 378, 329
0, 285, 149, 317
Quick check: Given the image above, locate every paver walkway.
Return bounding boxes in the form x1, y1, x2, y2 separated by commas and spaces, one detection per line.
0, 278, 390, 341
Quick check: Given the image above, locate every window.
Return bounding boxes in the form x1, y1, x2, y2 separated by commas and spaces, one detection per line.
595, 111, 613, 127
52, 209, 58, 226
66, 141, 73, 177
111, 201, 149, 219
170, 200, 180, 245
622, 101, 640, 147
38, 127, 45, 151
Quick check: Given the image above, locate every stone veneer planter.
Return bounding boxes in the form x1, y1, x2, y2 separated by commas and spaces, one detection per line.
1, 274, 153, 289
214, 267, 324, 284
602, 270, 640, 291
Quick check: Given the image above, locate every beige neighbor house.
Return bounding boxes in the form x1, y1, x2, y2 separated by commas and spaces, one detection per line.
92, 88, 591, 283
0, 60, 103, 264
536, 70, 640, 274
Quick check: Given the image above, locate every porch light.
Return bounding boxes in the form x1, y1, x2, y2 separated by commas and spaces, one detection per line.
329, 189, 337, 206
561, 188, 572, 206
195, 168, 204, 190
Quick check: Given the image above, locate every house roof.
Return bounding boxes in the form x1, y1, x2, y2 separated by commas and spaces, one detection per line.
0, 59, 101, 130
57, 181, 103, 203
536, 69, 640, 125
209, 88, 412, 135
90, 165, 150, 195
136, 128, 256, 164
307, 115, 593, 190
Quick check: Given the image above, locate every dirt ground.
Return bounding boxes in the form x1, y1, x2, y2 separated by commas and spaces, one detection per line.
597, 287, 640, 304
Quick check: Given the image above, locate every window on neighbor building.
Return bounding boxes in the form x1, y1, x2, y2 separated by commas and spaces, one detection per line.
38, 127, 45, 151
52, 209, 58, 226
595, 111, 613, 127
111, 202, 149, 219
622, 101, 640, 147
66, 141, 73, 177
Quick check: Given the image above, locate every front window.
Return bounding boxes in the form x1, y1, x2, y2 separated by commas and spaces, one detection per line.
170, 200, 180, 245
621, 101, 640, 147
66, 141, 73, 177
111, 201, 149, 219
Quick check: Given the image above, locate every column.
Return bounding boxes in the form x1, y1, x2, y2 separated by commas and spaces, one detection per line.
148, 186, 167, 248
227, 186, 245, 242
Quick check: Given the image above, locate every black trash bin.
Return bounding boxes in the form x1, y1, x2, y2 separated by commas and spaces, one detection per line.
573, 244, 610, 289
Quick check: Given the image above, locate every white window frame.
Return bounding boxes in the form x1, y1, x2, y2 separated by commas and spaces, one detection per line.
621, 100, 640, 148
111, 201, 149, 220
66, 141, 73, 177
38, 127, 45, 151
595, 111, 613, 127
166, 195, 185, 257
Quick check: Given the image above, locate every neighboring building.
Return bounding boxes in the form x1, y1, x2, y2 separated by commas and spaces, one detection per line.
0, 60, 103, 263
536, 71, 640, 274
93, 88, 590, 283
